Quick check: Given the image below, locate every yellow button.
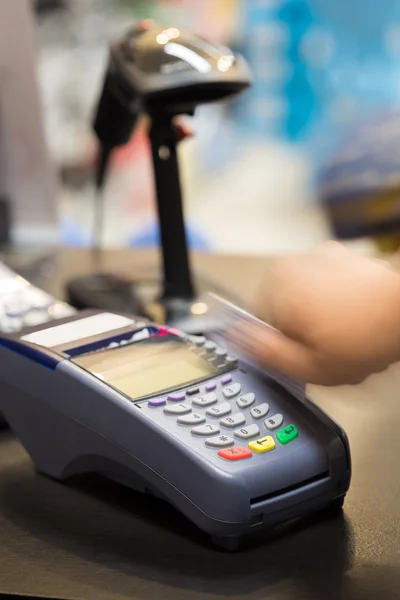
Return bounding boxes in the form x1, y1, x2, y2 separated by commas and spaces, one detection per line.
248, 435, 275, 453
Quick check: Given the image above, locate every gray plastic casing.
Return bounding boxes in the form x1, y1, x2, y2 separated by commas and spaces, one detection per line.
0, 312, 351, 548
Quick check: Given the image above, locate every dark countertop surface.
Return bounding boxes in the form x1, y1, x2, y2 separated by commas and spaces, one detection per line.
0, 249, 399, 600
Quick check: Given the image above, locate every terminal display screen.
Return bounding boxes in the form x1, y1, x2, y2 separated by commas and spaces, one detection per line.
72, 330, 218, 400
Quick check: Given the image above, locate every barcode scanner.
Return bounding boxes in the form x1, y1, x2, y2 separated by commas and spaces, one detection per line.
93, 21, 250, 148
65, 21, 252, 334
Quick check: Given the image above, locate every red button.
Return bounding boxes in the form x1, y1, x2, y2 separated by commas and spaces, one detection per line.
218, 446, 252, 461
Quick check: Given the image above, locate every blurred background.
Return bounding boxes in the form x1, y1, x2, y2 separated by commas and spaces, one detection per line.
4, 0, 400, 260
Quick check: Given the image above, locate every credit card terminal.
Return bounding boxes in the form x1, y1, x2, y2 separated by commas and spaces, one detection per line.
0, 302, 351, 550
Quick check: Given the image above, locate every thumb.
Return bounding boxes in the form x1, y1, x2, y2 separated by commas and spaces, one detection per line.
230, 324, 319, 384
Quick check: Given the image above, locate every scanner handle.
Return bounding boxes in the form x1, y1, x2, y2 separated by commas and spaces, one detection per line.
148, 114, 195, 300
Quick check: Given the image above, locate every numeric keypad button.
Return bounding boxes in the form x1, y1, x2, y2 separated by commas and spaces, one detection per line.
220, 413, 246, 428
264, 413, 284, 430
222, 383, 241, 398
164, 403, 192, 415
177, 413, 206, 425
236, 393, 255, 409
192, 424, 220, 436
234, 424, 260, 440
205, 434, 234, 448
206, 402, 231, 418
192, 392, 218, 407
250, 403, 269, 419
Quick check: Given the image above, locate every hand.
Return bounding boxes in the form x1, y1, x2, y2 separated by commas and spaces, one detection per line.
231, 242, 400, 386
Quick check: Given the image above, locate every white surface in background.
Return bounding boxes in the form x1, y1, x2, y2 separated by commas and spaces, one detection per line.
59, 137, 376, 257
187, 140, 332, 254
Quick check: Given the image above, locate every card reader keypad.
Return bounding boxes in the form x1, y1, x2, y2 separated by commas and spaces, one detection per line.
148, 340, 300, 462
156, 376, 299, 459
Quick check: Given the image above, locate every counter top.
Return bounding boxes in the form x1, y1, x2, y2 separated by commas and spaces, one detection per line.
0, 249, 399, 600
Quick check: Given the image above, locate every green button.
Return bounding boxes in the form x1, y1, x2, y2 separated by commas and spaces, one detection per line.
276, 424, 298, 445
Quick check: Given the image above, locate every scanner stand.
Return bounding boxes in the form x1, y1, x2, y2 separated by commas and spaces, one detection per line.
66, 114, 242, 335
